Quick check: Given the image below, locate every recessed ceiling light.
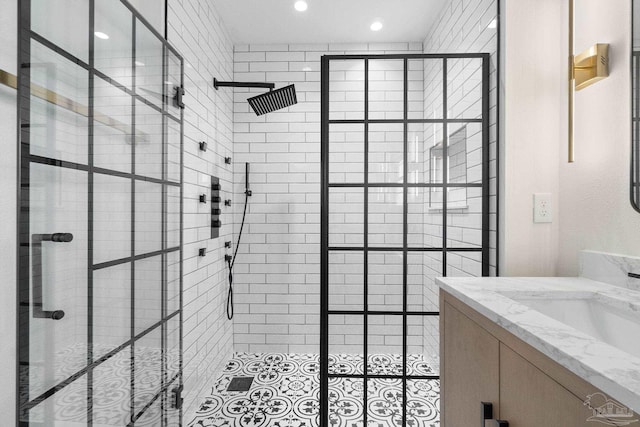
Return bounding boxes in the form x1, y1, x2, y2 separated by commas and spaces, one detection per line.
294, 1, 308, 12
94, 31, 109, 40
302, 66, 312, 72
135, 60, 145, 66
370, 21, 383, 32
487, 18, 497, 29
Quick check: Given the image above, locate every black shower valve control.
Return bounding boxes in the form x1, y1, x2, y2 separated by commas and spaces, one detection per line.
224, 157, 232, 164
211, 175, 221, 239
199, 194, 207, 203
225, 199, 232, 206
199, 141, 207, 152
225, 241, 232, 248
224, 254, 233, 262
198, 248, 206, 257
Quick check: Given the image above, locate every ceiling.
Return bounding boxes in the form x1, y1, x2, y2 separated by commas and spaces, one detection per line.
213, 0, 449, 45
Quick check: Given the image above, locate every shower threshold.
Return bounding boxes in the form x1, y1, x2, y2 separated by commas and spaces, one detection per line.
189, 352, 440, 427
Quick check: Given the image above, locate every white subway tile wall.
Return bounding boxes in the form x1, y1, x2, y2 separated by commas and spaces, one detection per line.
421, 0, 499, 368
232, 43, 427, 356
167, 0, 235, 420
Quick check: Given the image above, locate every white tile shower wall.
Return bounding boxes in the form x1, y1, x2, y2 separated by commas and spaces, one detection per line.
166, 0, 234, 420
232, 43, 424, 354
0, 0, 17, 420
421, 0, 499, 366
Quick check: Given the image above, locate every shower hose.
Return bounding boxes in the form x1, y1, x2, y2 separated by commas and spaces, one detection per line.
226, 190, 249, 320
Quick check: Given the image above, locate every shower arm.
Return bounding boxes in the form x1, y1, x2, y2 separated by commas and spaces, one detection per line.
213, 78, 275, 91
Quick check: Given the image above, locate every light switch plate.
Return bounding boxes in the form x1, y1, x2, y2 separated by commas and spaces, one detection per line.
533, 193, 552, 223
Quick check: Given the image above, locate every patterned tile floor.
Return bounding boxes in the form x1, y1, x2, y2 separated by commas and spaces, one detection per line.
189, 353, 440, 427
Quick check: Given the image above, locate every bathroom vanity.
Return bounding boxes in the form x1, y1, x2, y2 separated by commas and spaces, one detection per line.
438, 276, 640, 427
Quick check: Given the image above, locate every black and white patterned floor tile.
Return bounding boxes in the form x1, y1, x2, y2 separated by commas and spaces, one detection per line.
189, 353, 440, 427
21, 343, 179, 426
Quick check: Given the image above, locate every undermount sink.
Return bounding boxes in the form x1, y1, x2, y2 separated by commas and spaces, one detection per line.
501, 291, 640, 359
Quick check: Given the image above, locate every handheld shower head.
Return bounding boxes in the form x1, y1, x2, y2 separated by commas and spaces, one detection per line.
245, 162, 251, 196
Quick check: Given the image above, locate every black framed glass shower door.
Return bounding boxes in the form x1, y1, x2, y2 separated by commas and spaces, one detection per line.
320, 53, 490, 426
17, 1, 184, 425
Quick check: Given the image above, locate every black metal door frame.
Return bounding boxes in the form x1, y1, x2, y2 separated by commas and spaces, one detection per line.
320, 52, 490, 426
16, 1, 184, 425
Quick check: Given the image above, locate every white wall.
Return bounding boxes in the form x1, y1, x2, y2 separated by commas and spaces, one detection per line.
558, 0, 639, 275
166, 0, 235, 420
501, 0, 564, 276
501, 0, 637, 276
0, 0, 17, 421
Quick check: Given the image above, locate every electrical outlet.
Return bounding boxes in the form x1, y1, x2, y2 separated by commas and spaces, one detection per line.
533, 193, 552, 223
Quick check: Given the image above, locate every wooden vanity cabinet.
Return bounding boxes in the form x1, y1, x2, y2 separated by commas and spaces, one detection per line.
440, 290, 636, 427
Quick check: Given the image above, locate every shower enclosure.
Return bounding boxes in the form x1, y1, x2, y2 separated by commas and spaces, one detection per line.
16, 0, 183, 425
320, 53, 490, 425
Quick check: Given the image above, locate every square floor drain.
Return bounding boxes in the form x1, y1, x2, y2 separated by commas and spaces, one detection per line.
227, 376, 254, 392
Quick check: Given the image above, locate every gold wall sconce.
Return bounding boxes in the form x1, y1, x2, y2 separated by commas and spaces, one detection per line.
568, 0, 610, 162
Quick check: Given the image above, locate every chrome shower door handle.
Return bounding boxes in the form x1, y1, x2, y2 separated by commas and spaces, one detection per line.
31, 233, 73, 320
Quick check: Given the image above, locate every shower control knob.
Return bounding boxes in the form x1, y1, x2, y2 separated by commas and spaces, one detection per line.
212, 183, 221, 191
212, 219, 222, 228
225, 199, 232, 206
199, 194, 207, 203
211, 196, 221, 203
212, 208, 221, 215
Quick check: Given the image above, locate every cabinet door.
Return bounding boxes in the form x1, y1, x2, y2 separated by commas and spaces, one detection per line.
442, 301, 500, 426
499, 344, 593, 427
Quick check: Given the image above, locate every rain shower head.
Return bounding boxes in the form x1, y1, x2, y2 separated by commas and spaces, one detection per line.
213, 78, 297, 116
247, 84, 297, 116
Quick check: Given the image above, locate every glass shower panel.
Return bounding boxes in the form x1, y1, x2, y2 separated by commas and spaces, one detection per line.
134, 255, 162, 334
31, 0, 89, 62
28, 164, 88, 399
447, 57, 484, 120
368, 59, 404, 120
447, 251, 483, 277
366, 315, 403, 375
329, 188, 364, 247
447, 187, 483, 249
368, 187, 403, 248
95, 0, 133, 88
28, 375, 88, 425
329, 59, 364, 121
368, 251, 402, 312
136, 21, 164, 109
93, 263, 131, 358
369, 123, 403, 184
93, 76, 133, 173
135, 100, 164, 179
18, 2, 183, 425
406, 316, 440, 376
29, 41, 88, 164
411, 58, 443, 120
329, 251, 364, 311
328, 315, 364, 375
329, 123, 364, 184
448, 122, 483, 184
93, 173, 131, 263
322, 53, 489, 427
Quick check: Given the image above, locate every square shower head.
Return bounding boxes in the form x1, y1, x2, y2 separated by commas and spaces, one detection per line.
247, 84, 297, 116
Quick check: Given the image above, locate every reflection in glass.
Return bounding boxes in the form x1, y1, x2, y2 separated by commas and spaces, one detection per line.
30, 40, 89, 165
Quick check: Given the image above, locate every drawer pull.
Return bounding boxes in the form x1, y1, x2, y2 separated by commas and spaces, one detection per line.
481, 402, 509, 427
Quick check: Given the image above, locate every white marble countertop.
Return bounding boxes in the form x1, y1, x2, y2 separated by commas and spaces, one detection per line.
436, 276, 640, 412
